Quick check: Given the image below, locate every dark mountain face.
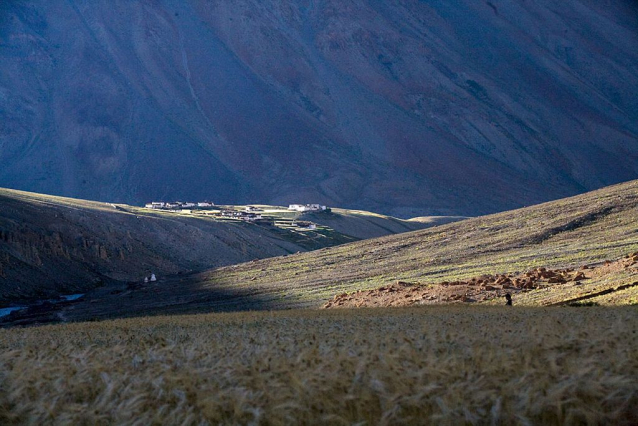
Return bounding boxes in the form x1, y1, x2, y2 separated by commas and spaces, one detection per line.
1, 1, 637, 217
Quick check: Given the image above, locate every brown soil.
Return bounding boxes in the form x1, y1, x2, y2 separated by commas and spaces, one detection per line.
323, 252, 638, 308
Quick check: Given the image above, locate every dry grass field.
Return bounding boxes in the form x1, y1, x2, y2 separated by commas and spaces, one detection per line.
1, 306, 637, 425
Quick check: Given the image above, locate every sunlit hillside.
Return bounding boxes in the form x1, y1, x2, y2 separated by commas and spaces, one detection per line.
5, 180, 636, 326
0, 188, 444, 303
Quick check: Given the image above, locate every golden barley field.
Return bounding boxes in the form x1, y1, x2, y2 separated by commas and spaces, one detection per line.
1, 306, 637, 425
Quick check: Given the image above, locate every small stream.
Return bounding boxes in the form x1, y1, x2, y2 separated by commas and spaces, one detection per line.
61, 294, 84, 302
0, 293, 85, 319
0, 306, 26, 318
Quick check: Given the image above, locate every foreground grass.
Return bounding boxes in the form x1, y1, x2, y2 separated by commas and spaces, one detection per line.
1, 307, 636, 424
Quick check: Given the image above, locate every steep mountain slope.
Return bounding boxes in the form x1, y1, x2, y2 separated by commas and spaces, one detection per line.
1, 1, 637, 216
24, 179, 637, 324
0, 188, 439, 302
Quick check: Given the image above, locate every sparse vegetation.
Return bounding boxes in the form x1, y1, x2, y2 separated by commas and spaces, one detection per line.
323, 252, 638, 308
1, 307, 636, 424
0, 188, 438, 303
189, 180, 638, 309
4, 181, 638, 325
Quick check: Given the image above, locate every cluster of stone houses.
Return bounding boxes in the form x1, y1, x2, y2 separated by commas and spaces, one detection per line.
292, 220, 317, 229
219, 210, 263, 222
288, 204, 328, 212
145, 202, 327, 213
145, 201, 214, 210
143, 201, 327, 227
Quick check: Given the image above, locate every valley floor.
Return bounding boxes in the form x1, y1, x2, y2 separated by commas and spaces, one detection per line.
0, 306, 636, 424
4, 250, 637, 327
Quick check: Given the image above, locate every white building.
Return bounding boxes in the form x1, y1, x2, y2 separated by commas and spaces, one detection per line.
293, 221, 317, 229
145, 201, 208, 210
221, 210, 243, 217
146, 202, 167, 209
198, 202, 214, 207
288, 204, 327, 212
241, 213, 263, 222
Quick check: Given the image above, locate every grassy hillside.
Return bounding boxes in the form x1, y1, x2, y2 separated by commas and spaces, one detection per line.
18, 179, 635, 324
2, 183, 636, 423
324, 252, 638, 309
189, 179, 637, 309
0, 188, 440, 303
1, 307, 636, 424
305, 209, 465, 240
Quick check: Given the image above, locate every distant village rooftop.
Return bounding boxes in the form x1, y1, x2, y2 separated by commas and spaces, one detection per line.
145, 201, 214, 210
288, 204, 328, 212
143, 201, 267, 223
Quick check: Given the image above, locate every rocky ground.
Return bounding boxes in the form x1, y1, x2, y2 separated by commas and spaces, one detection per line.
324, 252, 638, 308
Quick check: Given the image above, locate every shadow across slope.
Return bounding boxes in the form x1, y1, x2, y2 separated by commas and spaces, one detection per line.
0, 188, 443, 303
16, 179, 638, 324
182, 180, 638, 309
1, 1, 637, 215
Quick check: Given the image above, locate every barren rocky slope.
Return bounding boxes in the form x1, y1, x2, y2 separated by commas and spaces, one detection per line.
1, 1, 637, 216
0, 188, 437, 302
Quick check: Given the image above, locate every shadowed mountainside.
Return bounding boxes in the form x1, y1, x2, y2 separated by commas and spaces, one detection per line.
0, 188, 442, 302
1, 1, 637, 216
